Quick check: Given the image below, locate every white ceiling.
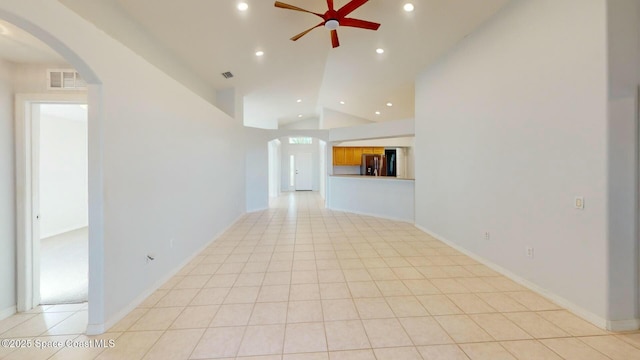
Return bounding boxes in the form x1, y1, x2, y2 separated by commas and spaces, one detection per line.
5, 0, 512, 128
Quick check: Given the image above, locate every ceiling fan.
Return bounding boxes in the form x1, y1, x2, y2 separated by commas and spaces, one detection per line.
274, 0, 381, 48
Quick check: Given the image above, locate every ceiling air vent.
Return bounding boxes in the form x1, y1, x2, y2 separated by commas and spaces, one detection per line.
47, 69, 86, 90
221, 71, 234, 79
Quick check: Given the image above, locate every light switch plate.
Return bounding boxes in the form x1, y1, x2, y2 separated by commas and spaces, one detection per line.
574, 196, 584, 210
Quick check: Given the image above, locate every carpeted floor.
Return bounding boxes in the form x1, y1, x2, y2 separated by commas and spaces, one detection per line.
40, 227, 88, 304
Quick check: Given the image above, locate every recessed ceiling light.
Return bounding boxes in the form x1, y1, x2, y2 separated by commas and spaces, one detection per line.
255, 50, 264, 57
340, 101, 345, 105
298, 114, 303, 118
376, 48, 384, 54
237, 2, 249, 11
403, 3, 415, 12
296, 99, 302, 103
386, 102, 393, 107
375, 111, 381, 115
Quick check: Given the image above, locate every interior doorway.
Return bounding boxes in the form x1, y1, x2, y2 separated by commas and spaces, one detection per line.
37, 103, 88, 304
15, 96, 89, 310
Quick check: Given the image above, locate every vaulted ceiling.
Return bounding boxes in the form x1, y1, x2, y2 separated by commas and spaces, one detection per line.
1, 1, 512, 128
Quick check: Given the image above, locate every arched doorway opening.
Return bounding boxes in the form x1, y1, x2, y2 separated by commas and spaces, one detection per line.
0, 10, 103, 335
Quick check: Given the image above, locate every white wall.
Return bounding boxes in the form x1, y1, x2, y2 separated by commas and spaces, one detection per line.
415, 0, 615, 327
337, 137, 414, 147
0, 58, 15, 317
333, 166, 360, 176
268, 139, 281, 198
245, 127, 269, 212
606, 0, 640, 326
12, 63, 81, 93
405, 141, 415, 180
39, 109, 88, 238
0, 0, 246, 333
321, 108, 373, 129
281, 117, 320, 130
329, 118, 414, 142
319, 140, 326, 199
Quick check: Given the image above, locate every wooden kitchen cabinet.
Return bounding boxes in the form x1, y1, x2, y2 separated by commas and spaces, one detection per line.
333, 147, 346, 165
353, 148, 363, 164
333, 146, 385, 166
344, 147, 355, 165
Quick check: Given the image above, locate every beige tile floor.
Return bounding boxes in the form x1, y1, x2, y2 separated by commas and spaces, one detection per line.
1, 192, 640, 359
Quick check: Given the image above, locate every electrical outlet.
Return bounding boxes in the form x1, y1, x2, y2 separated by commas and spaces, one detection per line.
574, 196, 584, 210
526, 247, 534, 259
483, 232, 490, 241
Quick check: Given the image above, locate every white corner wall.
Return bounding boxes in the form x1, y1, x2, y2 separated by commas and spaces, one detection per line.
606, 0, 640, 327
0, 58, 15, 318
39, 110, 88, 238
0, 0, 246, 333
415, 0, 615, 327
280, 118, 320, 130
321, 108, 373, 129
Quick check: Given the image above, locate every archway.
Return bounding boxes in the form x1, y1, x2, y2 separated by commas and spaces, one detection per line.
0, 9, 104, 334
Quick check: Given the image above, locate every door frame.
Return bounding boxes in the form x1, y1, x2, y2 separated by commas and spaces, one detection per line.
15, 93, 87, 311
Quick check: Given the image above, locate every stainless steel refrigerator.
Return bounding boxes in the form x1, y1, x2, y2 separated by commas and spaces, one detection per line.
360, 154, 387, 176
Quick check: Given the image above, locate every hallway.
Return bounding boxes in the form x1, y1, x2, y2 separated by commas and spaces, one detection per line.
0, 192, 639, 359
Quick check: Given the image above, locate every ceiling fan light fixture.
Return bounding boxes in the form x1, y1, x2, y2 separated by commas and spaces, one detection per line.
325, 19, 340, 30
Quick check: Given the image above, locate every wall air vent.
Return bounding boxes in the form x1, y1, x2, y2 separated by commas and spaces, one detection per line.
47, 69, 86, 90
221, 71, 234, 79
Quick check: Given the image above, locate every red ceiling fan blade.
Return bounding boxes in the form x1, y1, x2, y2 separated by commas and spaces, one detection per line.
337, 0, 369, 18
340, 18, 380, 30
331, 30, 340, 48
274, 1, 324, 18
327, 0, 334, 11
291, 22, 324, 41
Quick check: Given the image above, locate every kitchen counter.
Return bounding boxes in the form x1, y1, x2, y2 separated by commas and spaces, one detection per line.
330, 175, 415, 181
326, 175, 415, 222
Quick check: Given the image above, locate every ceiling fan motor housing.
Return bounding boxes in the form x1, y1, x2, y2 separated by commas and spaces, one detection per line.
325, 19, 339, 30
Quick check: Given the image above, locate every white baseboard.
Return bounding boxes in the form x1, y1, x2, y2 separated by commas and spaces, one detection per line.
85, 323, 104, 336
607, 318, 640, 332
327, 206, 414, 224
414, 225, 639, 332
87, 213, 246, 335
0, 305, 16, 321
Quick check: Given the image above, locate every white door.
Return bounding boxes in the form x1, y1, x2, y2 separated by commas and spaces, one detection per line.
295, 153, 313, 191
